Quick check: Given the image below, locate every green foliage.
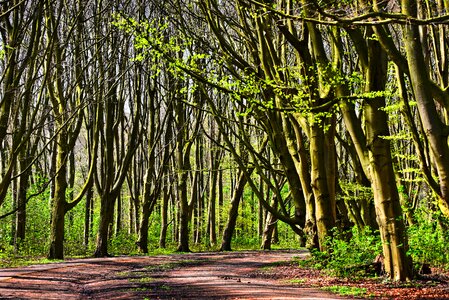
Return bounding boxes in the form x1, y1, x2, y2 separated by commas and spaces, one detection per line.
339, 181, 373, 202
285, 278, 305, 284
0, 256, 64, 268
307, 227, 382, 277
129, 276, 153, 283
64, 195, 89, 257
232, 235, 260, 250
408, 209, 449, 268
0, 176, 52, 257
109, 231, 139, 255
322, 285, 367, 297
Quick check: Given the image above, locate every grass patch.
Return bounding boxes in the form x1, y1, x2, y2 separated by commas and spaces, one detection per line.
261, 260, 290, 271
145, 262, 177, 271
128, 287, 150, 292
285, 278, 305, 284
147, 247, 177, 256
129, 277, 153, 284
116, 271, 130, 277
0, 256, 65, 268
322, 285, 367, 297
159, 284, 170, 291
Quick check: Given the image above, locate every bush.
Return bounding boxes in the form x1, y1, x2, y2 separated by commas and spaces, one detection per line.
109, 231, 138, 255
308, 226, 382, 277
408, 210, 449, 269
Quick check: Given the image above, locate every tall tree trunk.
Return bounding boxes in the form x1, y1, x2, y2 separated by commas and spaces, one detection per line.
401, 0, 449, 217
159, 176, 170, 248
48, 134, 68, 259
220, 169, 253, 251
364, 32, 412, 281
207, 133, 220, 246
137, 193, 157, 253
177, 167, 190, 252
258, 175, 265, 238
83, 179, 93, 247
310, 123, 336, 251
95, 192, 116, 257
115, 193, 122, 236
217, 169, 224, 234
261, 195, 278, 250
15, 148, 30, 250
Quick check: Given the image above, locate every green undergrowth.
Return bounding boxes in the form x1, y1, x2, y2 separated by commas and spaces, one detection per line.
407, 210, 449, 269
284, 278, 305, 284
302, 226, 382, 278
0, 255, 65, 268
301, 217, 449, 280
322, 285, 368, 297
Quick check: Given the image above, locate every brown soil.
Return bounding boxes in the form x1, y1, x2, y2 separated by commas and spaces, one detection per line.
0, 250, 344, 299
0, 250, 447, 299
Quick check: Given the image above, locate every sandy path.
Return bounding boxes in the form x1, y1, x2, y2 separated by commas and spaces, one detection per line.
0, 250, 347, 299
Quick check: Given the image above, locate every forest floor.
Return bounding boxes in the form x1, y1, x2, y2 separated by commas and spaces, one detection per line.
0, 250, 447, 299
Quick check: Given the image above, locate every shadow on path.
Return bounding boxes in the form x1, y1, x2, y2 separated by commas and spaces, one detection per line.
0, 250, 347, 299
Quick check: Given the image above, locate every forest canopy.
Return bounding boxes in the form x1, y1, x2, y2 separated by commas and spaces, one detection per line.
1, 0, 449, 282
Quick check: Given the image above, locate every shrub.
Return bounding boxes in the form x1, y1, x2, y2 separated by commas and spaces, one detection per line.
308, 226, 382, 277
407, 210, 449, 269
109, 231, 138, 255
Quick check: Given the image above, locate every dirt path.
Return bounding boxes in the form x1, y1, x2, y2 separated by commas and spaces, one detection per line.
0, 250, 347, 299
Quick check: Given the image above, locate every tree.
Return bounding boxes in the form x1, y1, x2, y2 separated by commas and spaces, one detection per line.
45, 0, 97, 259
0, 0, 44, 209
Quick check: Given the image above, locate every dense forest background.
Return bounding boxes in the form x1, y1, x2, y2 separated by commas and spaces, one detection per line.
1, 0, 449, 281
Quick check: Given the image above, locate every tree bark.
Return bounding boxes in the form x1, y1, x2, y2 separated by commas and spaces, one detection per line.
401, 0, 449, 217
220, 169, 252, 251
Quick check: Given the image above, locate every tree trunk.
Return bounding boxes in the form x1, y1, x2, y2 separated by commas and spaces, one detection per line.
177, 169, 191, 252
137, 198, 156, 253
83, 179, 93, 247
220, 170, 252, 251
218, 169, 224, 234
115, 194, 122, 236
159, 177, 170, 248
48, 135, 68, 260
401, 0, 449, 217
207, 156, 218, 246
310, 123, 336, 251
15, 149, 30, 250
365, 100, 412, 280
364, 36, 412, 281
261, 195, 278, 250
94, 192, 116, 257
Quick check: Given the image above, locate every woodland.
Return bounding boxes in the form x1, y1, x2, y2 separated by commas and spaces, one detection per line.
1, 0, 449, 284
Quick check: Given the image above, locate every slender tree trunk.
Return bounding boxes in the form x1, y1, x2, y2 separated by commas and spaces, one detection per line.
129, 194, 135, 235
48, 135, 68, 259
159, 176, 170, 248
207, 151, 219, 246
220, 169, 252, 251
84, 179, 93, 247
177, 168, 190, 252
261, 195, 278, 250
115, 193, 122, 236
15, 149, 30, 250
137, 195, 157, 253
217, 169, 224, 234
258, 175, 264, 237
